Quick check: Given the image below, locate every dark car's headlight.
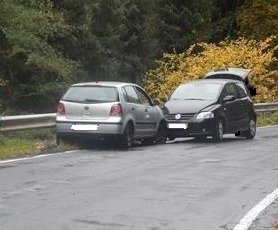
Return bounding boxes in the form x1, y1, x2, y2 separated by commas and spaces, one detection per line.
196, 111, 214, 119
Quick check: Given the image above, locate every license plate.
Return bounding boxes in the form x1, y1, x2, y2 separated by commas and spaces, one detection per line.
168, 123, 188, 129
71, 124, 99, 131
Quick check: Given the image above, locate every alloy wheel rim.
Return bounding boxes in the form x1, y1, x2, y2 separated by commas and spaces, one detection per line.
219, 122, 224, 140
126, 126, 133, 147
250, 120, 256, 136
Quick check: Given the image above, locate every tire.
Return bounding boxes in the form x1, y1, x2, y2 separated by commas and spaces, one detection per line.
155, 122, 167, 144
212, 120, 224, 142
119, 123, 134, 149
242, 117, 256, 139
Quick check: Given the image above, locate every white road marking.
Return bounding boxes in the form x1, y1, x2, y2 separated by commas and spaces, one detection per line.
233, 188, 278, 230
0, 150, 76, 165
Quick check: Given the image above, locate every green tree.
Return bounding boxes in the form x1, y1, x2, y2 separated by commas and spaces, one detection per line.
0, 0, 79, 113
236, 0, 278, 40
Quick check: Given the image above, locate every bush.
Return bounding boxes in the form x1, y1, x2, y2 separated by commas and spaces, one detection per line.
143, 36, 277, 103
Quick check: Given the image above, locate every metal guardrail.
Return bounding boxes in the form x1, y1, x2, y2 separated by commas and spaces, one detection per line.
0, 113, 56, 132
254, 102, 278, 112
0, 102, 277, 132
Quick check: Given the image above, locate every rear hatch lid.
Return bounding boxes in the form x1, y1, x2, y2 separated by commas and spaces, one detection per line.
204, 68, 251, 81
60, 85, 119, 121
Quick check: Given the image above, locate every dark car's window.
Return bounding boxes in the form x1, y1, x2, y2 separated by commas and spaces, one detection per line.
135, 87, 152, 106
170, 83, 222, 101
205, 74, 243, 82
236, 82, 248, 98
222, 83, 238, 98
62, 86, 119, 103
123, 86, 140, 104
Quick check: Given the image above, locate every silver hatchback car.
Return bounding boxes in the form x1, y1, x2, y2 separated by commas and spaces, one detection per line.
56, 81, 167, 148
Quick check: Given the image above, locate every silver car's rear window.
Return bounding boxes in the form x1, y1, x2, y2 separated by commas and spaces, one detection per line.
62, 86, 119, 103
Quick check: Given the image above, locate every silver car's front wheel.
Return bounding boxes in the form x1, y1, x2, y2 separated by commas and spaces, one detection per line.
155, 122, 167, 144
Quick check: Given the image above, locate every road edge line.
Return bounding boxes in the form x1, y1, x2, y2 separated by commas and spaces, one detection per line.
233, 188, 278, 230
0, 150, 77, 165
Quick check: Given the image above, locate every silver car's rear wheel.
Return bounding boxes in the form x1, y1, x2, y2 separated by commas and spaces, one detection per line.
119, 123, 134, 149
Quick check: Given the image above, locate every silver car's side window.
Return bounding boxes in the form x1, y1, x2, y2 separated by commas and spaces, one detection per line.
123, 86, 140, 104
135, 87, 152, 106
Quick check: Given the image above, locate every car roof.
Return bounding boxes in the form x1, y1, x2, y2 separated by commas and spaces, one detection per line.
71, 81, 136, 87
204, 67, 251, 80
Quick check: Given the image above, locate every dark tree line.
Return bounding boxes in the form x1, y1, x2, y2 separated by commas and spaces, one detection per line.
0, 0, 275, 114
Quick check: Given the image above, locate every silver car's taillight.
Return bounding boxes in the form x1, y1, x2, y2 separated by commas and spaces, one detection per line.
57, 102, 65, 115
110, 103, 123, 116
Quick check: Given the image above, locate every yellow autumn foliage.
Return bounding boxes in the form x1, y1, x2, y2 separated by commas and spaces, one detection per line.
143, 37, 277, 103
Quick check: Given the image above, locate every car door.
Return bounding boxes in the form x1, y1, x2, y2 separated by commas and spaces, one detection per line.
235, 81, 250, 129
221, 83, 242, 132
123, 86, 156, 137
134, 86, 158, 136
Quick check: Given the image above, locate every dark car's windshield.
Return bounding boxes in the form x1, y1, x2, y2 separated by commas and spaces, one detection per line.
170, 82, 222, 101
62, 86, 119, 103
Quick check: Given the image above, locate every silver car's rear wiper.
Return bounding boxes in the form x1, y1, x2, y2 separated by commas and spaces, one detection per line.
171, 98, 205, 100
184, 98, 205, 100
85, 99, 100, 102
184, 98, 205, 101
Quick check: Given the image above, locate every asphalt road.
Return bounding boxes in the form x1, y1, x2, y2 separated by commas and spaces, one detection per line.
0, 126, 278, 230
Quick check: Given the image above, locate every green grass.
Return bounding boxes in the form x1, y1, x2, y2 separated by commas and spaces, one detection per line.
0, 138, 41, 160
257, 111, 278, 127
0, 112, 277, 160
0, 128, 75, 160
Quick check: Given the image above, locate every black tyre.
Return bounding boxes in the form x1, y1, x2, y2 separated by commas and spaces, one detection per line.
155, 122, 167, 144
242, 117, 256, 139
119, 123, 134, 149
212, 120, 224, 142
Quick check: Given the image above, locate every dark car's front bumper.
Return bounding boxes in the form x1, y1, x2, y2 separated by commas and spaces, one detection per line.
166, 118, 217, 138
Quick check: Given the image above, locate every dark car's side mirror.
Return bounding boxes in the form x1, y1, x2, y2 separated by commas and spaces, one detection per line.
223, 95, 236, 102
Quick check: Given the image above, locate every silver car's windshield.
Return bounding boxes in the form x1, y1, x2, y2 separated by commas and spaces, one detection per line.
170, 83, 222, 101
62, 86, 119, 103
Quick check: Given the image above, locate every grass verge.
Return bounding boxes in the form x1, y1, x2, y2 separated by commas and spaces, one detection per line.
0, 128, 75, 160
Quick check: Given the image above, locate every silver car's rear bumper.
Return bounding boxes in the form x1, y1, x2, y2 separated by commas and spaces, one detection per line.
56, 121, 124, 135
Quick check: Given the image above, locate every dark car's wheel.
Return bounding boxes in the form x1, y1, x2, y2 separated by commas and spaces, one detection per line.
212, 120, 224, 142
242, 117, 256, 139
119, 123, 134, 149
155, 122, 167, 144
